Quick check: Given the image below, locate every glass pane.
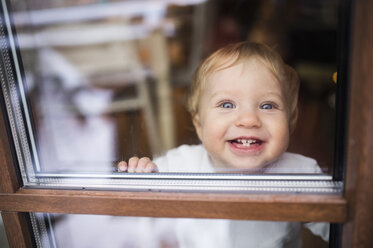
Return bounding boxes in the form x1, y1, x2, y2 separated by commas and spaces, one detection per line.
0, 214, 10, 248
0, 0, 345, 190
29, 213, 329, 248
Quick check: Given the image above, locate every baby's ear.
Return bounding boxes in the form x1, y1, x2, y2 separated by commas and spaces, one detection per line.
192, 114, 202, 141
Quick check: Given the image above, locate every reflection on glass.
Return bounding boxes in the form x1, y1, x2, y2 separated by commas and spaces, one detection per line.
9, 0, 338, 174
31, 213, 329, 248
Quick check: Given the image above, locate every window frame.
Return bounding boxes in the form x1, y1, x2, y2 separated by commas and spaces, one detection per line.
1, 0, 373, 247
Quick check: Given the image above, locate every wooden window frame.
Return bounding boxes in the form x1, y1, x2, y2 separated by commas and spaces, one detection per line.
1, 1, 373, 247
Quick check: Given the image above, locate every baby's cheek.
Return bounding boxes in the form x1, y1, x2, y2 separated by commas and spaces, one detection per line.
201, 131, 218, 149
275, 127, 290, 153
201, 129, 222, 152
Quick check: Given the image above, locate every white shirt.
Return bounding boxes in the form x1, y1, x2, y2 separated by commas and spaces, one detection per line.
154, 144, 322, 174
153, 144, 329, 248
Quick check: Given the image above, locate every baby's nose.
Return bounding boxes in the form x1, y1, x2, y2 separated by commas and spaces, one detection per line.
234, 109, 261, 128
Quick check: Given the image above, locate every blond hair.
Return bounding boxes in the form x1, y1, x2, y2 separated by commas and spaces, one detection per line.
187, 42, 299, 132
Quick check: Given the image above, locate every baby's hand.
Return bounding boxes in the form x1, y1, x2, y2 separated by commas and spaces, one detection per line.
117, 157, 158, 173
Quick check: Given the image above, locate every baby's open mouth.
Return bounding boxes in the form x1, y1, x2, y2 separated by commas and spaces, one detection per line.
229, 138, 263, 147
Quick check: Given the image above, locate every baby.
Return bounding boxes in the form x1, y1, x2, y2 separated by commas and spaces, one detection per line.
118, 41, 321, 174
117, 42, 328, 247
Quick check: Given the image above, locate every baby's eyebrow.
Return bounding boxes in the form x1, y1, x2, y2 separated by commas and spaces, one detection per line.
257, 89, 283, 97
209, 90, 237, 99
262, 92, 283, 98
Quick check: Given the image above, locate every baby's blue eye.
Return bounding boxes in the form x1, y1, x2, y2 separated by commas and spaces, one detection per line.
220, 102, 235, 108
261, 103, 274, 110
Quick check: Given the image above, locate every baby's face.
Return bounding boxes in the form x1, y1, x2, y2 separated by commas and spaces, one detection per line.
193, 58, 290, 171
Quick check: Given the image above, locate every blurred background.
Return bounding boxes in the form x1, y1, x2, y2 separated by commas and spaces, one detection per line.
10, 0, 339, 173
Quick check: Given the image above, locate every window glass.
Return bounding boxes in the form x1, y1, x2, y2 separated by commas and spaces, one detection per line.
0, 215, 10, 248
1, 0, 342, 188
30, 213, 330, 248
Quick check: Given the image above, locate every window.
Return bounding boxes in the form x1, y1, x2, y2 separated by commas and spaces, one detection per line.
2, 0, 340, 186
1, 0, 373, 247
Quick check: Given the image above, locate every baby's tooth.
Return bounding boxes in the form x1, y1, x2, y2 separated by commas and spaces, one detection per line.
235, 138, 257, 145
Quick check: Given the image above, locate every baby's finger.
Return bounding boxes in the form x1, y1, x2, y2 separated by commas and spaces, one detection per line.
144, 162, 158, 173
136, 157, 152, 172
117, 161, 128, 172
128, 157, 139, 173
